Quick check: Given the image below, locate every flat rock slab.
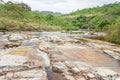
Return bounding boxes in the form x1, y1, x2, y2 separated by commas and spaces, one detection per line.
0, 54, 28, 66
9, 46, 35, 57
0, 68, 47, 80
103, 50, 120, 60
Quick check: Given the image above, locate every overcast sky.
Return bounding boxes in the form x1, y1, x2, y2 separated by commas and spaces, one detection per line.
4, 0, 120, 14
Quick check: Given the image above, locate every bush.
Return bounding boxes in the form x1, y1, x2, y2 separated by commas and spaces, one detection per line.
105, 24, 120, 44
96, 20, 110, 31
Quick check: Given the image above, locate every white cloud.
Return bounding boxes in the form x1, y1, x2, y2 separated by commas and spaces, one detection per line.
3, 0, 120, 14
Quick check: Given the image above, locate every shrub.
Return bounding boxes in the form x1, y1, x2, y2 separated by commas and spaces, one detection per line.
105, 24, 120, 44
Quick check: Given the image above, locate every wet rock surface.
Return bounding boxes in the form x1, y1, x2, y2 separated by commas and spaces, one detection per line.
0, 31, 120, 80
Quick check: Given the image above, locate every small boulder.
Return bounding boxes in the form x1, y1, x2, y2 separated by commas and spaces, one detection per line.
64, 75, 75, 80
9, 33, 27, 41
70, 68, 80, 74
87, 73, 95, 79
52, 62, 67, 73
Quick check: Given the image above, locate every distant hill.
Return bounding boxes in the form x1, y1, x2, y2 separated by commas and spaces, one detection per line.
40, 11, 63, 16
63, 2, 120, 29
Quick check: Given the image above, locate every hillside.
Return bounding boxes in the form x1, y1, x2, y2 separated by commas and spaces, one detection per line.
0, 2, 75, 31
63, 2, 120, 29
63, 2, 120, 44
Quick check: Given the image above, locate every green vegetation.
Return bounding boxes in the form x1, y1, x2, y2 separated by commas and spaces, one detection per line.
63, 2, 120, 44
105, 24, 120, 44
0, 1, 120, 44
0, 1, 75, 31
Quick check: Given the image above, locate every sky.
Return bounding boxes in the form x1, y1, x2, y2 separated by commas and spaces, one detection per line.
3, 0, 120, 14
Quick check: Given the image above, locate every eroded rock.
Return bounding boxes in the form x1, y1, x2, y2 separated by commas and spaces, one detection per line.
52, 62, 67, 73
0, 54, 28, 66
103, 50, 120, 60
91, 67, 119, 80
0, 32, 120, 80
64, 75, 75, 80
70, 68, 80, 74
9, 33, 27, 41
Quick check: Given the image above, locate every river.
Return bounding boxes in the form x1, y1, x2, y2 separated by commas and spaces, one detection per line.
0, 31, 120, 80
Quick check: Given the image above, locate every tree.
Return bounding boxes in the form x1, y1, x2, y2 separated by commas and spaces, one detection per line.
18, 3, 31, 11
72, 15, 89, 29
97, 20, 110, 31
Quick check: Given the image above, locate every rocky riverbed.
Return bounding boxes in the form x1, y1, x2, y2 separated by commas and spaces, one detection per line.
0, 31, 120, 80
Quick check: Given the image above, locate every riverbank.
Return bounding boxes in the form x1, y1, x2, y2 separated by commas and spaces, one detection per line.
0, 31, 120, 80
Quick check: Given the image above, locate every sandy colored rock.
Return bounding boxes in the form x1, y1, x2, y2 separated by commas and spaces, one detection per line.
103, 50, 120, 60
9, 46, 34, 57
64, 75, 75, 80
9, 33, 27, 41
0, 54, 28, 66
52, 62, 67, 73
